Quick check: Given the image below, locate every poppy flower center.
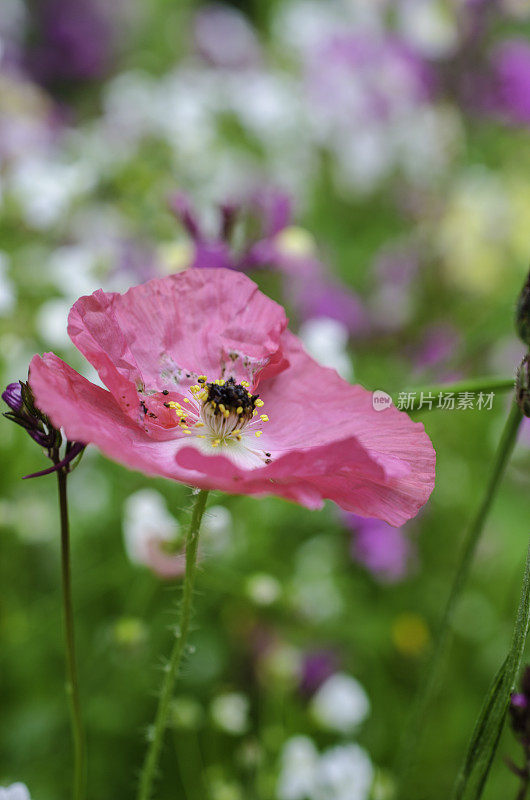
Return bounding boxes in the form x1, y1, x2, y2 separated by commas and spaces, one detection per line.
165, 376, 271, 464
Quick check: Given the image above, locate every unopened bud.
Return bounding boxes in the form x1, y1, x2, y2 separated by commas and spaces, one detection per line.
2, 378, 86, 478
510, 666, 530, 740
2, 380, 57, 448
516, 356, 530, 417
516, 270, 530, 347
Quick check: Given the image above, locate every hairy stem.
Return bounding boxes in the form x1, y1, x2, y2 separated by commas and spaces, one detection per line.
395, 402, 523, 796
57, 468, 86, 800
137, 489, 209, 800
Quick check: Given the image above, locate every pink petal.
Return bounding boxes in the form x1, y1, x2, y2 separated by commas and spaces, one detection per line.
176, 332, 435, 524
29, 353, 200, 484
30, 272, 435, 526
68, 269, 288, 394
262, 333, 435, 523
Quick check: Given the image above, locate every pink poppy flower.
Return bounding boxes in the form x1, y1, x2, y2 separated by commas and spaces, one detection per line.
29, 269, 435, 525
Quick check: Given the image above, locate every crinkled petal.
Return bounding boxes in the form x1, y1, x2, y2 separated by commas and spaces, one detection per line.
176, 332, 435, 524
175, 425, 432, 525
30, 275, 435, 525
68, 269, 288, 395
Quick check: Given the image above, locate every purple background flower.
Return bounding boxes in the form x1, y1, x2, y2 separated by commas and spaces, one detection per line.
343, 513, 414, 584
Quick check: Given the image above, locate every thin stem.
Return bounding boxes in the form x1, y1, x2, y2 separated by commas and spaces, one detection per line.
517, 745, 530, 800
451, 534, 530, 799
57, 468, 86, 800
395, 401, 523, 796
516, 760, 530, 800
395, 376, 515, 411
512, 751, 530, 800
517, 782, 529, 800
137, 489, 209, 800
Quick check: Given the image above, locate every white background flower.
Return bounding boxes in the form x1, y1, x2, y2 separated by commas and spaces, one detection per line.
310, 673, 370, 734
0, 784, 31, 800
210, 692, 249, 735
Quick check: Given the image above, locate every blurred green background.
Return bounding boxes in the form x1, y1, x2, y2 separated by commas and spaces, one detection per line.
1, 1, 530, 798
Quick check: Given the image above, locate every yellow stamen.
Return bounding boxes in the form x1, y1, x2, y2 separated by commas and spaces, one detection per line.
255, 399, 264, 407
260, 415, 269, 421
255, 431, 263, 438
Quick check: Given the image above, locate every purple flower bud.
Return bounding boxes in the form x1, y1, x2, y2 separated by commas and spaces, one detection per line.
2, 382, 23, 413
3, 379, 59, 456
511, 694, 528, 709
509, 667, 530, 739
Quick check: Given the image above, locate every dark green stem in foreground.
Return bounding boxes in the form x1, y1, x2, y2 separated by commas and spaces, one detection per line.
137, 489, 209, 800
452, 535, 530, 799
396, 376, 515, 411
57, 468, 86, 800
395, 402, 523, 796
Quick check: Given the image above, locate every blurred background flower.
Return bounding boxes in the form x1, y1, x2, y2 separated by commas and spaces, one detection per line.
1, 1, 530, 798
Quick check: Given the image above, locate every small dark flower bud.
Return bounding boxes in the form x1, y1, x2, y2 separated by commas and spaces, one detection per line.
2, 378, 85, 478
510, 667, 530, 741
2, 380, 56, 448
516, 356, 530, 418
516, 270, 530, 347
2, 382, 23, 413
510, 694, 528, 737
512, 694, 528, 709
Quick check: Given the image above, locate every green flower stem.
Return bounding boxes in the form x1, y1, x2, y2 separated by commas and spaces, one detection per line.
452, 535, 530, 800
395, 377, 515, 411
57, 468, 86, 800
395, 401, 523, 797
137, 489, 209, 800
